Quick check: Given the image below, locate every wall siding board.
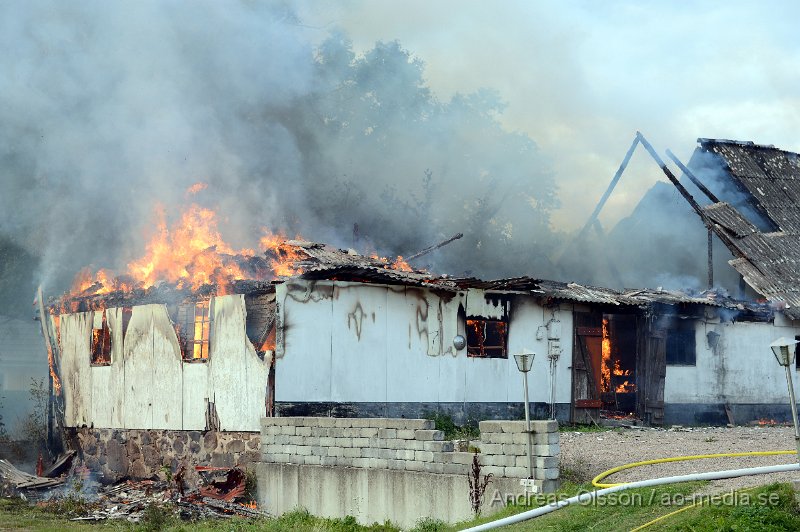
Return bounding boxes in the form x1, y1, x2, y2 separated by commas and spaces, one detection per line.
70, 312, 93, 426
665, 319, 800, 404
90, 365, 112, 428
122, 306, 155, 429
331, 283, 388, 403
275, 281, 334, 402
385, 288, 438, 403
59, 313, 79, 426
150, 305, 184, 430
107, 308, 126, 427
241, 339, 269, 431
210, 294, 268, 432
181, 362, 208, 430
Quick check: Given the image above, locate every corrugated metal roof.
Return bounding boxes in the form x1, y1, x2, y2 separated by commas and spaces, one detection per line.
704, 203, 757, 237
693, 139, 800, 318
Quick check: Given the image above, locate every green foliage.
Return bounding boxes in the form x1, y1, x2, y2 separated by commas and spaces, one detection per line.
139, 504, 177, 532
244, 468, 258, 503
18, 377, 47, 448
424, 412, 480, 440
299, 36, 559, 278
667, 483, 800, 532
410, 517, 447, 532
41, 495, 97, 518
558, 455, 593, 484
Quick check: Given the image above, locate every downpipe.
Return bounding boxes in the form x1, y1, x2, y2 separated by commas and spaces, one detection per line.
460, 462, 800, 531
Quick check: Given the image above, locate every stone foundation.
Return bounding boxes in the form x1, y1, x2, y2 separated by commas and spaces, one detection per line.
73, 428, 260, 483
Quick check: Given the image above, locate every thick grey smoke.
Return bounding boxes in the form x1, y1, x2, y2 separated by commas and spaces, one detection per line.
0, 0, 559, 308
0, 2, 318, 294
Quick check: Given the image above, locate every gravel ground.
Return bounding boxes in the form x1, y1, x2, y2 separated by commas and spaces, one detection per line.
560, 424, 800, 494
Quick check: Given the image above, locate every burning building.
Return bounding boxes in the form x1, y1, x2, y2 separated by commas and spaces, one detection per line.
37, 138, 800, 481
43, 242, 799, 481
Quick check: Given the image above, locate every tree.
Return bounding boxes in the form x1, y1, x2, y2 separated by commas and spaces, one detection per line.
284, 37, 558, 278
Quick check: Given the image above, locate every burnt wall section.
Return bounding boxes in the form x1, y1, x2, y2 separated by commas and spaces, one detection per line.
244, 292, 276, 351
74, 428, 260, 484
58, 294, 269, 432
275, 280, 575, 410
274, 401, 571, 425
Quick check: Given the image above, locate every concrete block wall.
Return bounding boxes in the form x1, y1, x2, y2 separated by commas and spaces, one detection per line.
477, 420, 560, 483
261, 417, 559, 491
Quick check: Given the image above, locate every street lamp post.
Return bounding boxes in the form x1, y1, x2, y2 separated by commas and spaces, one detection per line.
770, 337, 800, 462
514, 353, 535, 479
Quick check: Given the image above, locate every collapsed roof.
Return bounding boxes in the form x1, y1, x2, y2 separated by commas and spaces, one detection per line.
686, 139, 800, 318
51, 239, 771, 319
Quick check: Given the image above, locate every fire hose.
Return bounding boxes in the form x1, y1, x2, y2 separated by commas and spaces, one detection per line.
460, 451, 799, 531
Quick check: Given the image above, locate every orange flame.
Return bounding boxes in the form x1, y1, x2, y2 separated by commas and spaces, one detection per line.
260, 326, 276, 352
391, 255, 412, 272
187, 182, 208, 195
260, 232, 305, 277
128, 204, 256, 291
66, 201, 414, 301
47, 342, 61, 395
601, 318, 611, 393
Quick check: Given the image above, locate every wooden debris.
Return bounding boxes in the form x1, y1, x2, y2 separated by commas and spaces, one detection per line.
0, 459, 65, 489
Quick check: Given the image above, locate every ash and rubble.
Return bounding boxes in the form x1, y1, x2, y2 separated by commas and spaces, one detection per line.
0, 454, 263, 521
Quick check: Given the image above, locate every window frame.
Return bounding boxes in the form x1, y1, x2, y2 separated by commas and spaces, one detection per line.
466, 318, 508, 359
178, 299, 213, 363
665, 320, 696, 366
90, 308, 112, 366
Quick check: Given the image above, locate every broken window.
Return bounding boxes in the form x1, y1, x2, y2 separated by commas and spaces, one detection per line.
244, 292, 277, 357
176, 299, 212, 361
666, 321, 696, 366
90, 309, 112, 365
795, 335, 800, 370
466, 319, 507, 358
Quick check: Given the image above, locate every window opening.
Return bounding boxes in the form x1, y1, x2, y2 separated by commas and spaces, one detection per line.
466, 318, 507, 358
90, 309, 112, 365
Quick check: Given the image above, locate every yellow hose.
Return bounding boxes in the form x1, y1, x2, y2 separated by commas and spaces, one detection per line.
630, 485, 762, 531
592, 450, 796, 488
589, 451, 795, 531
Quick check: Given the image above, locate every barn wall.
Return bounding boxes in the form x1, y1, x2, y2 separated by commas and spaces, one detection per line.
58, 294, 268, 431
664, 312, 800, 424
275, 280, 573, 421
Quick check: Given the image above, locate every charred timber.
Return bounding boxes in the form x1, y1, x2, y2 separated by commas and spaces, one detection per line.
49, 279, 278, 314
636, 132, 710, 226
665, 149, 721, 204
406, 233, 464, 262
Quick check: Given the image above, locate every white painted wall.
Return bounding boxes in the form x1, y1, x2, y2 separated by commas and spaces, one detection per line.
664, 313, 800, 404
58, 294, 268, 431
275, 280, 573, 405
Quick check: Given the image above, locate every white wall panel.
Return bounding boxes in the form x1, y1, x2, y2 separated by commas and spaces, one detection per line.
150, 305, 183, 429
122, 306, 155, 429
276, 281, 334, 402
331, 283, 387, 403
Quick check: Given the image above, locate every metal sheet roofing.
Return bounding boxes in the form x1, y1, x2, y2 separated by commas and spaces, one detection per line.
693, 139, 800, 318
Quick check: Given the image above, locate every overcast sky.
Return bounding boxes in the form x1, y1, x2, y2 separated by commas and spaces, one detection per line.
298, 0, 800, 230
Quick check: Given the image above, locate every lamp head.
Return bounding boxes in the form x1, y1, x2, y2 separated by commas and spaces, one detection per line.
770, 337, 799, 367
514, 353, 535, 373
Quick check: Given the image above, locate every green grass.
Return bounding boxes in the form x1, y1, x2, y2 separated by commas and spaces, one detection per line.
664, 482, 800, 531
452, 481, 800, 532
4, 482, 800, 531
424, 412, 480, 440
0, 499, 406, 531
